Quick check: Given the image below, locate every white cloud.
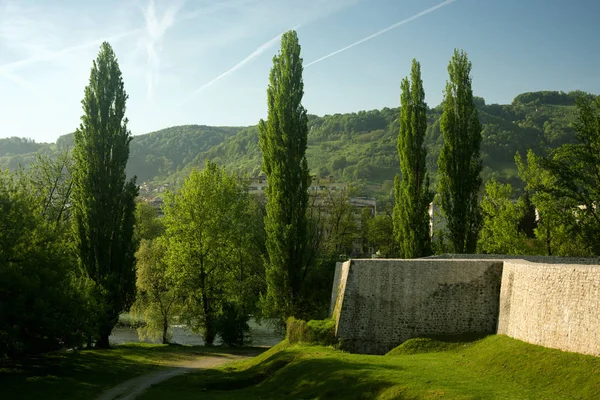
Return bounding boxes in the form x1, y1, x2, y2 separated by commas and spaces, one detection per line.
140, 0, 184, 100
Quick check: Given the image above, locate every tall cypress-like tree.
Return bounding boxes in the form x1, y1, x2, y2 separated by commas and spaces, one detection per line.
72, 42, 139, 348
437, 49, 483, 253
258, 31, 311, 321
393, 59, 433, 258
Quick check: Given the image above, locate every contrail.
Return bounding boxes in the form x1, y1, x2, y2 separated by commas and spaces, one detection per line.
0, 69, 41, 97
181, 30, 289, 104
0, 29, 142, 73
305, 0, 456, 67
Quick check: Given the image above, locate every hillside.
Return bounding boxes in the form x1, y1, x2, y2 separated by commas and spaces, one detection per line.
189, 90, 582, 196
0, 90, 590, 197
0, 125, 241, 183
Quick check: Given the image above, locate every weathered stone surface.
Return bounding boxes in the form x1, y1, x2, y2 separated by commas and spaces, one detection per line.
331, 259, 503, 354
498, 260, 600, 356
331, 257, 600, 356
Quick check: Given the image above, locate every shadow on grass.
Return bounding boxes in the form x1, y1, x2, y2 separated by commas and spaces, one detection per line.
143, 345, 406, 400
0, 343, 267, 400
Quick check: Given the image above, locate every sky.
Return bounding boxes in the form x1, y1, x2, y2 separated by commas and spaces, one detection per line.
0, 0, 599, 143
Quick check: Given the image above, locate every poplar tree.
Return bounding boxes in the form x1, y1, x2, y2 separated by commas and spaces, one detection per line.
258, 30, 311, 321
72, 42, 139, 348
437, 49, 482, 254
393, 59, 433, 258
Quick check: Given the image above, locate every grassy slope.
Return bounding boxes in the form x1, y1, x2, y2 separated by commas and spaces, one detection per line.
0, 343, 263, 400
141, 335, 600, 399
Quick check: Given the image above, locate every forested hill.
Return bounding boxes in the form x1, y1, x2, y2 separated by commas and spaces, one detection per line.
188, 90, 585, 192
0, 125, 242, 183
0, 90, 593, 193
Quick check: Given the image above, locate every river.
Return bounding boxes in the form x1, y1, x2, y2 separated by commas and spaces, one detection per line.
109, 319, 283, 347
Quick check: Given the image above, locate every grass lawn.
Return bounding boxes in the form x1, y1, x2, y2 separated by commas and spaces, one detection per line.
140, 335, 600, 399
0, 343, 264, 400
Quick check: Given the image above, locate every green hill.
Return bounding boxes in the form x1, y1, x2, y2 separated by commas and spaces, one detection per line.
0, 90, 591, 197
189, 91, 582, 196
140, 335, 600, 399
0, 125, 241, 183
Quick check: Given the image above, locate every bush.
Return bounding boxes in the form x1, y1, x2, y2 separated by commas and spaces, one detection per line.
216, 302, 250, 347
286, 317, 337, 346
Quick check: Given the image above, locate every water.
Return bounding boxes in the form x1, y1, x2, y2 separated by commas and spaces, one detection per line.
110, 319, 283, 347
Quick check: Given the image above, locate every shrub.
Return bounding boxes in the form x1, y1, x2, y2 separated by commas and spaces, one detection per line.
286, 317, 337, 346
286, 317, 307, 344
216, 302, 250, 347
305, 319, 337, 346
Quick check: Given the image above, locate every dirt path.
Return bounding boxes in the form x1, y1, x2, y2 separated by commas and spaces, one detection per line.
97, 354, 247, 400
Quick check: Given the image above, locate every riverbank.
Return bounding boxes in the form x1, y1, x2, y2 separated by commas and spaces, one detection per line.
111, 316, 282, 347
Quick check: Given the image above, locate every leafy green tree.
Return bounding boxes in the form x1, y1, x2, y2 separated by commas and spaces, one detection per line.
359, 207, 375, 256
367, 213, 396, 258
393, 59, 433, 258
437, 49, 483, 253
131, 238, 179, 344
134, 201, 165, 241
297, 186, 359, 319
516, 150, 589, 256
29, 151, 73, 230
163, 161, 257, 345
258, 30, 311, 321
320, 187, 359, 258
518, 192, 537, 239
477, 179, 526, 255
71, 42, 139, 348
0, 168, 92, 358
541, 95, 600, 255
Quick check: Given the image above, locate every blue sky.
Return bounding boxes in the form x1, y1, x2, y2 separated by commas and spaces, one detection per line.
0, 0, 599, 142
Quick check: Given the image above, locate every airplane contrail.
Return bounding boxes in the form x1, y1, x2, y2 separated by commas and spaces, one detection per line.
181, 30, 290, 104
305, 0, 457, 67
0, 29, 142, 73
0, 69, 41, 97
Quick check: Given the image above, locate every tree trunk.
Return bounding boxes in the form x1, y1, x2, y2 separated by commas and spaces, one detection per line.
202, 290, 215, 346
162, 318, 169, 344
203, 317, 216, 346
96, 331, 111, 349
96, 315, 118, 348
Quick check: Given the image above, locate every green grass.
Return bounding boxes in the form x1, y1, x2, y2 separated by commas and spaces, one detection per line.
0, 343, 264, 400
140, 335, 600, 399
385, 333, 488, 356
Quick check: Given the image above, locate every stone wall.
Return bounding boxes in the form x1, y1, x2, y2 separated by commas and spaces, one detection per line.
498, 260, 600, 356
331, 259, 503, 354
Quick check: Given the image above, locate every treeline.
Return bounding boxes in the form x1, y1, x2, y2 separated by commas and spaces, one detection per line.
191, 92, 586, 196
477, 93, 600, 257
0, 137, 45, 156
1, 91, 591, 197
3, 126, 240, 183
512, 90, 592, 106
389, 54, 600, 258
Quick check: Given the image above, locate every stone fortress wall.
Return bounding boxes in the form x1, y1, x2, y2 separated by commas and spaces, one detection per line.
330, 257, 600, 356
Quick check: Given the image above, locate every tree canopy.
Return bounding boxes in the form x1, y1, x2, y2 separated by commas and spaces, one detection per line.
71, 42, 139, 348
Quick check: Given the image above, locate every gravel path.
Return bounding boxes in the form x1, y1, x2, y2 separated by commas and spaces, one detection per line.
97, 354, 246, 400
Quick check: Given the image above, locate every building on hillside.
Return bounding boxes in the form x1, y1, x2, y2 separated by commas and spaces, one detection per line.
248, 175, 376, 257
247, 174, 347, 194
146, 197, 165, 218
351, 197, 377, 217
